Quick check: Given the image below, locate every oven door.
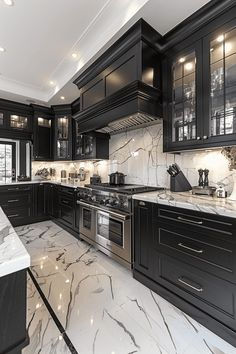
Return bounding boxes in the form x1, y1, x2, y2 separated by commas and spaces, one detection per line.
78, 201, 96, 241
96, 210, 131, 263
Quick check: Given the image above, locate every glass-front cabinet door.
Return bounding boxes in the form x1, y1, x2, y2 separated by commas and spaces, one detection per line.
54, 115, 72, 160
164, 40, 203, 152
203, 19, 236, 145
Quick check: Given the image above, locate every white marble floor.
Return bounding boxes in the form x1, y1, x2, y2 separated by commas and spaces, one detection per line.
17, 221, 236, 354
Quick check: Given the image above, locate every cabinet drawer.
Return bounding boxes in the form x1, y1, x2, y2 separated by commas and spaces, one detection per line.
155, 206, 234, 238
155, 255, 236, 331
58, 187, 75, 197
0, 185, 33, 194
0, 193, 32, 208
58, 195, 73, 208
154, 223, 235, 282
4, 206, 32, 226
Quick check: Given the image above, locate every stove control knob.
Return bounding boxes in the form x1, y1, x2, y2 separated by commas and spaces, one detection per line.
91, 195, 97, 202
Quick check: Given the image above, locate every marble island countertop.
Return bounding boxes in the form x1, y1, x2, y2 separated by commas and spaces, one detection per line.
0, 207, 30, 277
133, 190, 236, 218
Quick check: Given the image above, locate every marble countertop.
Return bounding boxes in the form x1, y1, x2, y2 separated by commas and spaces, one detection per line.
132, 190, 236, 218
0, 207, 30, 277
0, 180, 83, 189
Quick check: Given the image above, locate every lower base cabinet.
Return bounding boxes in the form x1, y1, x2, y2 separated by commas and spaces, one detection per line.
0, 269, 28, 354
133, 200, 236, 348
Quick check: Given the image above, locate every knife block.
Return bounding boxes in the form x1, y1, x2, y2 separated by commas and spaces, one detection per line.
170, 171, 192, 192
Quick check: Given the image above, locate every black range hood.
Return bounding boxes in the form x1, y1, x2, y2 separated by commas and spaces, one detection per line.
73, 19, 162, 134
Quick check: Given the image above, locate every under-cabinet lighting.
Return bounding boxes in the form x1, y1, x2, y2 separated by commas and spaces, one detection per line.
217, 34, 224, 43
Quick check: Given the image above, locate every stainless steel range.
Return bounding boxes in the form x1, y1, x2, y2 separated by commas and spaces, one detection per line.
77, 184, 163, 267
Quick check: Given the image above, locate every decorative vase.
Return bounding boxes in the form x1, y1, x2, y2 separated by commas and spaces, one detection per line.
229, 170, 236, 201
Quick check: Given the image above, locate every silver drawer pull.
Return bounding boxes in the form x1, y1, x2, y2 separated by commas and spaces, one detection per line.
7, 187, 19, 191
178, 277, 203, 292
177, 216, 203, 225
8, 199, 19, 203
8, 214, 19, 218
178, 243, 203, 254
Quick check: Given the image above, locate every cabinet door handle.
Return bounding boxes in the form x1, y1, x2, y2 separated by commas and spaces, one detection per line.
8, 214, 19, 218
178, 277, 203, 292
8, 199, 19, 203
177, 216, 203, 225
178, 243, 203, 254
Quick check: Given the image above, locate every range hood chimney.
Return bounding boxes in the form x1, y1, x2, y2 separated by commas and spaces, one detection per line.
73, 19, 162, 134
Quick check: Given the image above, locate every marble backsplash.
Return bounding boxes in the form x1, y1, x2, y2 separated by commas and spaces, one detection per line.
32, 123, 233, 192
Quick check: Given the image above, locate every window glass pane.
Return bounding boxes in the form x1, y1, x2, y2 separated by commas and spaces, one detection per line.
225, 53, 236, 87
172, 103, 183, 142
210, 37, 224, 64
173, 62, 182, 81
173, 79, 182, 103
183, 73, 195, 101
57, 140, 68, 158
10, 115, 28, 129
0, 113, 3, 126
211, 60, 224, 92
0, 143, 14, 183
225, 27, 236, 57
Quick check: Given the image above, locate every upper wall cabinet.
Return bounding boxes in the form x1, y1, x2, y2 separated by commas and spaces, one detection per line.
163, 40, 203, 151
52, 105, 72, 161
0, 99, 33, 140
163, 6, 236, 152
32, 105, 54, 161
202, 18, 236, 147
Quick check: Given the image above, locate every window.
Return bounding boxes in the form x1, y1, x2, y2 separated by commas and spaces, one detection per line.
0, 142, 16, 183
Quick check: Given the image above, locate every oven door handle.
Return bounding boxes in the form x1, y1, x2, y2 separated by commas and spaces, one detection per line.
76, 200, 130, 220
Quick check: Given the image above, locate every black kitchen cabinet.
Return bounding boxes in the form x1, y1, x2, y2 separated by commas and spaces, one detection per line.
32, 105, 54, 161
45, 183, 58, 218
57, 186, 76, 230
52, 105, 73, 161
163, 5, 236, 152
74, 127, 109, 160
0, 184, 33, 226
0, 99, 33, 140
133, 201, 236, 347
133, 200, 153, 277
34, 183, 47, 217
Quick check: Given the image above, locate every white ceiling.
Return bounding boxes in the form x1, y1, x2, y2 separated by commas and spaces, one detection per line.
0, 0, 211, 106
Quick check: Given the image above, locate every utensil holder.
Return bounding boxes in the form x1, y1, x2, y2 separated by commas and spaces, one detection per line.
170, 171, 192, 192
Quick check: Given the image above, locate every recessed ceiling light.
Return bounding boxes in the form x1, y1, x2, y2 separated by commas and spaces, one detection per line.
72, 53, 77, 59
60, 96, 65, 100
179, 57, 185, 63
0, 47, 6, 53
217, 35, 224, 43
2, 0, 14, 6
49, 80, 55, 86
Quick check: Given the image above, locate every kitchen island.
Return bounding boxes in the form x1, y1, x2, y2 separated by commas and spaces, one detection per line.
0, 207, 30, 354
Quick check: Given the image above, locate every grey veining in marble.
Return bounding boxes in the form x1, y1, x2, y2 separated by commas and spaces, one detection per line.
17, 220, 236, 354
133, 190, 236, 218
0, 207, 30, 277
